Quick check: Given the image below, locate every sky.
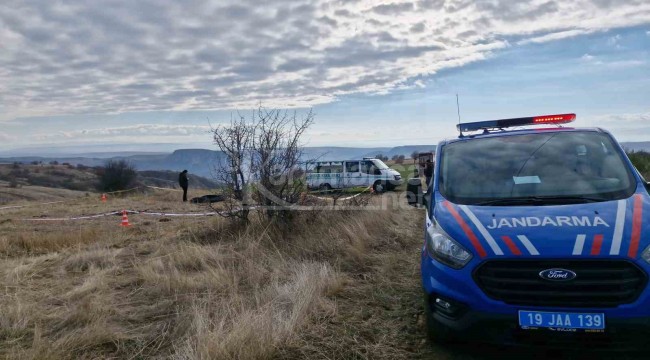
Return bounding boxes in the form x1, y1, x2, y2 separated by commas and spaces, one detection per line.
0, 0, 649, 152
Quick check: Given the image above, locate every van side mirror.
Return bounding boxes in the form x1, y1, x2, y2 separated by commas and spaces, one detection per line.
374, 169, 382, 175
645, 182, 650, 193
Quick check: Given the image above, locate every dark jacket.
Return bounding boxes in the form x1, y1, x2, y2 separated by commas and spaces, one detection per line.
179, 171, 189, 188
424, 162, 434, 178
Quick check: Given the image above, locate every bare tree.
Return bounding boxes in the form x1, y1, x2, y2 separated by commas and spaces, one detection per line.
212, 114, 254, 221
212, 106, 315, 223
250, 107, 314, 222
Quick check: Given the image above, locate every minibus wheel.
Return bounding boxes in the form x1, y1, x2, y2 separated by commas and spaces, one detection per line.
319, 183, 332, 194
373, 181, 385, 193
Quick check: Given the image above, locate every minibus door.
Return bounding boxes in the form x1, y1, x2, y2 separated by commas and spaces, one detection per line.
361, 160, 380, 187
344, 161, 363, 188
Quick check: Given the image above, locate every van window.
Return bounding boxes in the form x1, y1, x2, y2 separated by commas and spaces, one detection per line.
315, 163, 342, 173
372, 159, 389, 170
361, 160, 378, 175
439, 131, 636, 205
345, 161, 359, 173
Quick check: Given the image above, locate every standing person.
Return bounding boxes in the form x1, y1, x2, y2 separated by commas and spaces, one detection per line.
424, 160, 433, 189
179, 170, 189, 202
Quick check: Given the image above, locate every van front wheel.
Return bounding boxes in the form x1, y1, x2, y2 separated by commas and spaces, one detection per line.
373, 181, 385, 193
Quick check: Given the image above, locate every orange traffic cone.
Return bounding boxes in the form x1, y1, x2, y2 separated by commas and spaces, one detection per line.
101, 193, 107, 202
120, 210, 131, 227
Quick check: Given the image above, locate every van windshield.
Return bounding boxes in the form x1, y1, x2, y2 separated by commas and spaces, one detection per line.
439, 131, 636, 206
373, 159, 389, 170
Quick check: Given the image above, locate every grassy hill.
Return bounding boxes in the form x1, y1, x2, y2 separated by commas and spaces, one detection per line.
0, 163, 98, 192
0, 163, 219, 194
0, 185, 89, 205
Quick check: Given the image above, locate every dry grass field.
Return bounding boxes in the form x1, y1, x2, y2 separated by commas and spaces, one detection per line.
3, 185, 644, 360
0, 184, 440, 359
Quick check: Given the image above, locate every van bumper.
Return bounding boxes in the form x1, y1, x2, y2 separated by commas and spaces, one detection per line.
424, 291, 650, 350
388, 178, 403, 188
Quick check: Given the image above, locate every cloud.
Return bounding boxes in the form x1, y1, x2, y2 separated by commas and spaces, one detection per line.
0, 0, 649, 121
579, 53, 645, 67
581, 53, 595, 61
0, 132, 12, 142
585, 111, 650, 140
370, 2, 415, 15
410, 22, 426, 33
607, 34, 622, 47
592, 112, 650, 123
602, 60, 646, 68
33, 124, 212, 141
518, 29, 593, 44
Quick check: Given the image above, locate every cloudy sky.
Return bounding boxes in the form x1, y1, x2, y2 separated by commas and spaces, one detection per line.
0, 0, 649, 152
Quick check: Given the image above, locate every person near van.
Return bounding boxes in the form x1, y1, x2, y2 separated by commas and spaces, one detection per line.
178, 170, 189, 202
424, 160, 433, 188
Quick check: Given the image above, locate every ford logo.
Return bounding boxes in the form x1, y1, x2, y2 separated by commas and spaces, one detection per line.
539, 268, 577, 281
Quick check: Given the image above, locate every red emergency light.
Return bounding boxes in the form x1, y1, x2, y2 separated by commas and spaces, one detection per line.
533, 114, 576, 124
457, 113, 576, 132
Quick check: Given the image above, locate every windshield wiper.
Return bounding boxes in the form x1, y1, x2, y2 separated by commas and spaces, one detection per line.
472, 195, 608, 206
533, 195, 608, 203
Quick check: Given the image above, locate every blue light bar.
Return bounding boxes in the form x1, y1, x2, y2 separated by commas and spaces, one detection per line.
457, 113, 576, 132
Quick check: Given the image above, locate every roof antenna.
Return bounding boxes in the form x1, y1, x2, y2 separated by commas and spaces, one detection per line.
456, 94, 464, 138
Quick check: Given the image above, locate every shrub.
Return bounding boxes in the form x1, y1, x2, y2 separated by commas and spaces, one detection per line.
98, 160, 137, 192
628, 151, 650, 179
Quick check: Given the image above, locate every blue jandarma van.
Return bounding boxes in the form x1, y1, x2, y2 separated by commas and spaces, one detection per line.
422, 113, 650, 348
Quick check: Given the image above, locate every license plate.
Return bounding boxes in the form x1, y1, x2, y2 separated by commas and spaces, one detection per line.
518, 311, 605, 330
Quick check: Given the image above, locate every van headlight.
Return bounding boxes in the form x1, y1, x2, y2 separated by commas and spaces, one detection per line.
426, 220, 472, 269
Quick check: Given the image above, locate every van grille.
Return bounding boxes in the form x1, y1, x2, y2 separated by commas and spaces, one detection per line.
474, 260, 647, 308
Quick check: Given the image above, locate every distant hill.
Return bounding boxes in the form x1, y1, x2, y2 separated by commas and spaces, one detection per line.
302, 147, 391, 161
2, 141, 648, 177
0, 163, 219, 193
621, 142, 650, 152
362, 145, 437, 159
0, 149, 226, 179
116, 149, 225, 178
139, 170, 219, 189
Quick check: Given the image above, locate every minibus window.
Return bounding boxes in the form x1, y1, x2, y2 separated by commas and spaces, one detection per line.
345, 161, 360, 173
362, 161, 379, 175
